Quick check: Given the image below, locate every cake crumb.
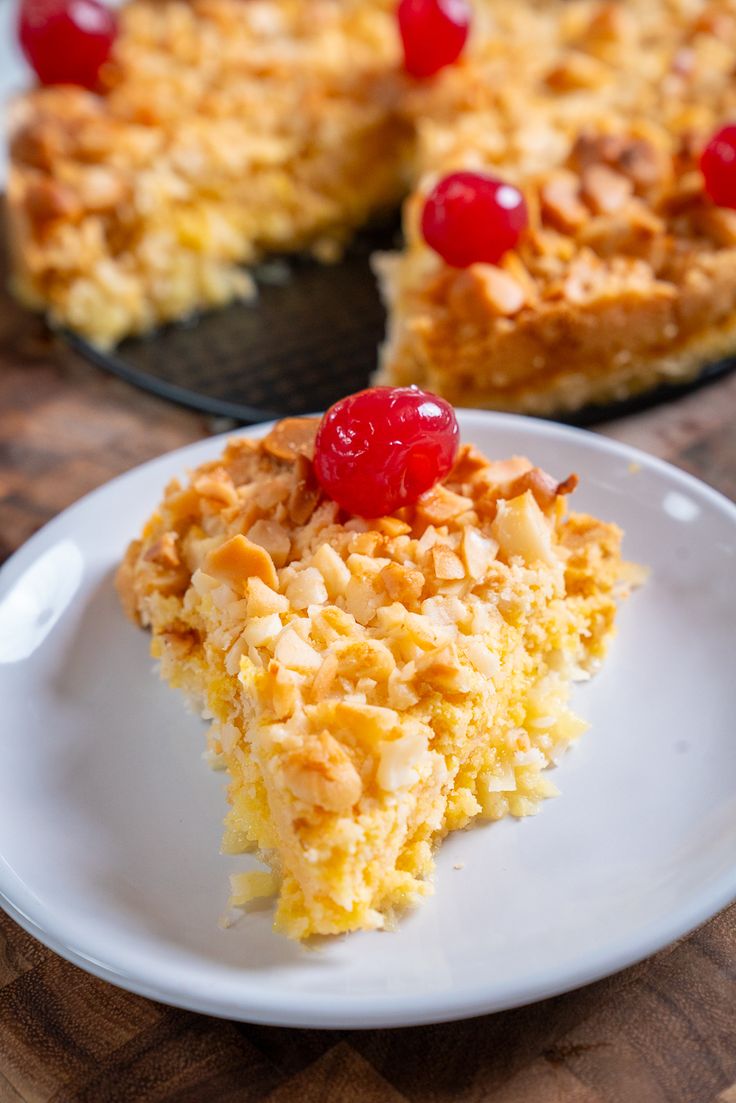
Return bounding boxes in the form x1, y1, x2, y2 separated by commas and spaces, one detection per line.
229, 870, 279, 908
453, 862, 465, 871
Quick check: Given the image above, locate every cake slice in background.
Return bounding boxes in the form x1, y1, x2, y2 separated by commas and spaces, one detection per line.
9, 0, 736, 414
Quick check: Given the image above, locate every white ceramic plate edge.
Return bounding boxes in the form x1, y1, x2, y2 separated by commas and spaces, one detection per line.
2, 857, 736, 1029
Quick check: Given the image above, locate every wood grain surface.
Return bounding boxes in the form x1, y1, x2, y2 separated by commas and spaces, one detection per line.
1, 257, 736, 1102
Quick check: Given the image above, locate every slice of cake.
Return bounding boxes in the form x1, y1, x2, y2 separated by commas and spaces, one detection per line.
374, 0, 736, 413
116, 388, 639, 938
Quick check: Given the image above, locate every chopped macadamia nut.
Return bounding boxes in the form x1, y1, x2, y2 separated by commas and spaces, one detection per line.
206, 535, 279, 591
246, 576, 289, 618
312, 543, 351, 597
247, 519, 291, 567
274, 627, 322, 671
282, 731, 362, 813
491, 492, 557, 566
285, 566, 328, 610
261, 418, 319, 462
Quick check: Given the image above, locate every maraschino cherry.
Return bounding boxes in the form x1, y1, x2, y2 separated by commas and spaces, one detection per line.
700, 125, 736, 209
421, 171, 528, 267
18, 0, 117, 90
398, 0, 471, 79
313, 386, 459, 518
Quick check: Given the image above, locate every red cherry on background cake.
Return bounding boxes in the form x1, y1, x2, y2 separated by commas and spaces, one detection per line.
398, 0, 471, 80
421, 171, 528, 268
313, 386, 460, 518
18, 0, 117, 90
700, 125, 736, 208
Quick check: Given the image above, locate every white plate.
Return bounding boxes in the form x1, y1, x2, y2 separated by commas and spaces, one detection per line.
1, 412, 735, 1029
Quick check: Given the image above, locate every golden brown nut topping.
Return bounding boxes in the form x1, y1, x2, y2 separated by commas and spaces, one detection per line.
282, 732, 362, 814
261, 418, 320, 463
205, 534, 279, 591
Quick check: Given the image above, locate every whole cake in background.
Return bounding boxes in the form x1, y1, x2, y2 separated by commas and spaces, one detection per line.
117, 386, 642, 939
8, 0, 736, 414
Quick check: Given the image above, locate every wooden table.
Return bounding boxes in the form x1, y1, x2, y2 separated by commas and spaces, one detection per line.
1, 276, 736, 1103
